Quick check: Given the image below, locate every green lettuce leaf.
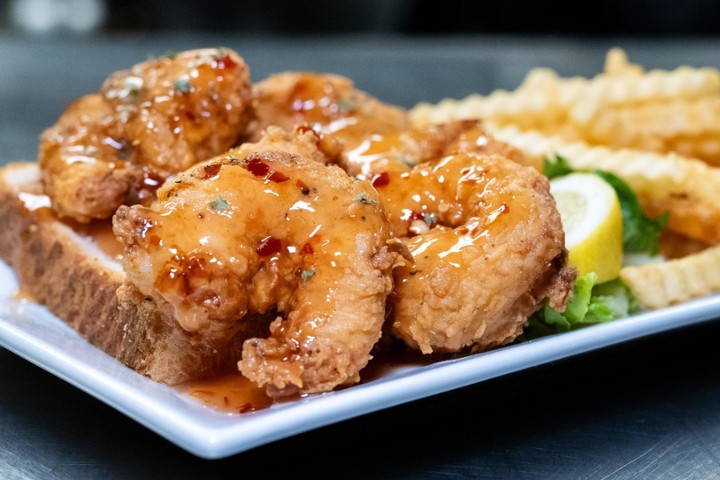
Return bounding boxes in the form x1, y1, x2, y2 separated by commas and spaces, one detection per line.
543, 154, 575, 180
593, 170, 669, 255
523, 273, 641, 339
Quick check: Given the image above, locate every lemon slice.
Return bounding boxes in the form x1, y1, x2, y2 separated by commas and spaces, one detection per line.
550, 173, 623, 283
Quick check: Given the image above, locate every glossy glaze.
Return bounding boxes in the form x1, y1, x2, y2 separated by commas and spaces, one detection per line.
40, 48, 253, 222
113, 128, 398, 397
251, 72, 409, 158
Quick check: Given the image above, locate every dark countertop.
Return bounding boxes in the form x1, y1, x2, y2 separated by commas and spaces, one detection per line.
2, 33, 720, 479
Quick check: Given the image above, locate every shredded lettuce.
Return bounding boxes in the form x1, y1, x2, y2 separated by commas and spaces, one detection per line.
520, 155, 654, 340
544, 154, 669, 256
523, 273, 641, 339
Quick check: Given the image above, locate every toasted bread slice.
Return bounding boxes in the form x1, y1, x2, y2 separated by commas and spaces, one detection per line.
0, 162, 267, 384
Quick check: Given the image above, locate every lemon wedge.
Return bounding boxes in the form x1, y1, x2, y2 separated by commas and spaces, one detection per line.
550, 173, 623, 283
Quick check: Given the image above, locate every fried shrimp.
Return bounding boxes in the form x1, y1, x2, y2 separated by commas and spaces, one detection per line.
341, 121, 574, 353
343, 119, 539, 181
387, 153, 574, 353
250, 72, 537, 175
388, 154, 575, 353
40, 48, 252, 222
250, 71, 410, 158
113, 127, 398, 397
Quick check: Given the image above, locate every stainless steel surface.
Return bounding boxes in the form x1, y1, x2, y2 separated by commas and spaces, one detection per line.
2, 33, 720, 478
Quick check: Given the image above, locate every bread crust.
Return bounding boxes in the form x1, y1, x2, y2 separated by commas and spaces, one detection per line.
0, 162, 265, 384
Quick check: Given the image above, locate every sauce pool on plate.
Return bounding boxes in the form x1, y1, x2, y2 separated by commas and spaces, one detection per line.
178, 346, 440, 414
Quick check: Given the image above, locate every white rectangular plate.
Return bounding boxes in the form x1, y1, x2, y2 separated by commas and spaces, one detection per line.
1, 259, 719, 459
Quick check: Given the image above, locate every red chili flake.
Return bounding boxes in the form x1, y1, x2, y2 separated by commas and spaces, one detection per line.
296, 124, 321, 141
371, 171, 390, 188
141, 169, 164, 189
215, 53, 238, 70
148, 234, 162, 246
246, 154, 289, 183
238, 403, 253, 414
300, 243, 314, 255
256, 236, 282, 257
388, 290, 401, 303
408, 211, 425, 222
185, 111, 196, 121
404, 210, 438, 237
202, 162, 222, 178
296, 179, 310, 195
268, 170, 289, 183
247, 157, 270, 177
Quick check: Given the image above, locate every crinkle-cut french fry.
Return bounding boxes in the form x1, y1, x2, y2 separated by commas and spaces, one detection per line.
412, 83, 565, 130
620, 244, 720, 309
519, 61, 720, 109
621, 98, 720, 136
490, 126, 720, 245
412, 97, 479, 127
667, 134, 720, 166
411, 69, 582, 129
568, 97, 720, 150
411, 60, 720, 129
578, 66, 720, 107
659, 230, 709, 260
603, 48, 644, 77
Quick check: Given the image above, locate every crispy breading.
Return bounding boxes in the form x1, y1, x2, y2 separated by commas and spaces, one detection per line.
40, 48, 253, 222
113, 127, 399, 397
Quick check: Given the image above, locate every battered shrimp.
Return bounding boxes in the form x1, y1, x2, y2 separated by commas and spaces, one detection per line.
113, 127, 398, 397
249, 71, 410, 158
254, 86, 569, 353
333, 118, 573, 352
375, 152, 574, 353
40, 48, 252, 222
343, 119, 539, 180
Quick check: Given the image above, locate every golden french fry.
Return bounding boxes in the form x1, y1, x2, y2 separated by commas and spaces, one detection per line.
621, 98, 720, 136
413, 79, 567, 131
567, 97, 720, 153
490, 126, 720, 245
667, 134, 720, 166
603, 48, 644, 77
621, 244, 720, 309
659, 230, 709, 260
411, 56, 720, 128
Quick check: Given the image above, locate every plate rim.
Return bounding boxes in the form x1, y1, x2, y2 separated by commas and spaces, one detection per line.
2, 261, 720, 458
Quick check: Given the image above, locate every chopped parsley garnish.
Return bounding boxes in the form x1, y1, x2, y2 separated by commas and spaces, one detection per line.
301, 268, 316, 285
337, 100, 357, 114
354, 193, 377, 205
123, 76, 143, 98
397, 153, 416, 168
208, 195, 229, 211
423, 213, 437, 228
174, 78, 191, 93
